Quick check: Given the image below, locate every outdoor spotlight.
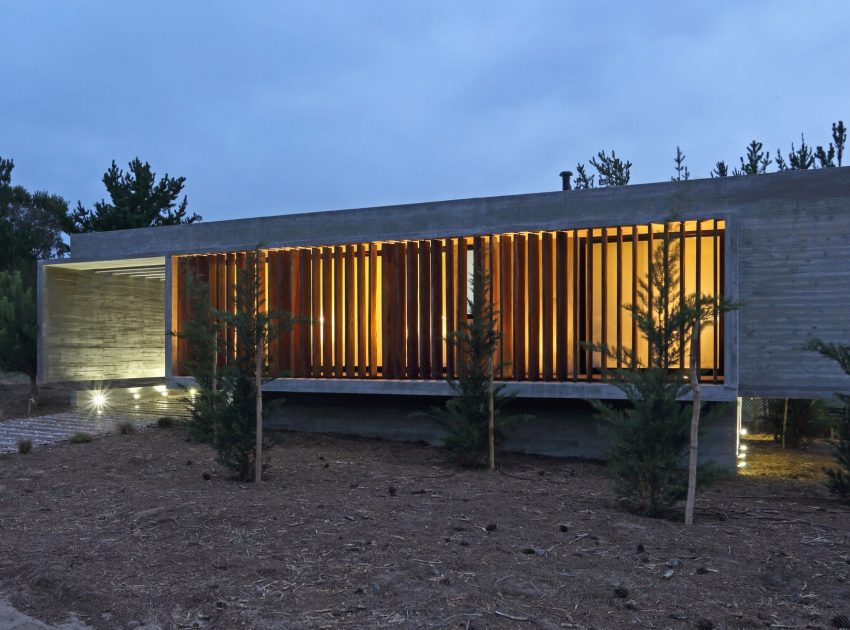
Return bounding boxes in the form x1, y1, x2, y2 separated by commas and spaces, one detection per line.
161, 390, 168, 397
133, 393, 141, 400
737, 461, 747, 469
739, 444, 748, 452
189, 388, 198, 397
740, 428, 748, 437
89, 390, 108, 412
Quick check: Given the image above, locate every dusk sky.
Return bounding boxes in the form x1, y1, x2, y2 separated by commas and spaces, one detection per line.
2, 1, 849, 224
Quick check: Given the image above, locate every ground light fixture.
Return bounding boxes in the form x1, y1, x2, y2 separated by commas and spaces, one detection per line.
87, 388, 109, 414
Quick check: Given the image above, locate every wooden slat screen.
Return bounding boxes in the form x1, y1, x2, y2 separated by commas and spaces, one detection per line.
173, 220, 725, 383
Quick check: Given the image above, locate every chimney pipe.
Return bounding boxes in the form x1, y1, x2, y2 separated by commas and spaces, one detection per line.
559, 170, 573, 191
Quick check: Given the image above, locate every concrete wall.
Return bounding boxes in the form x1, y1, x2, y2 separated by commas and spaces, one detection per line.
40, 267, 165, 382
737, 200, 850, 398
265, 393, 739, 470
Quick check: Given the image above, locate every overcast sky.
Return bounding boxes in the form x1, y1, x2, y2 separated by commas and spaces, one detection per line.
2, 1, 848, 223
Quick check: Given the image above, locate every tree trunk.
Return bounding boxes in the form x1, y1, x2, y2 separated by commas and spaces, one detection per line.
781, 398, 789, 449
684, 327, 701, 526
255, 330, 264, 483
488, 360, 495, 471
28, 372, 38, 401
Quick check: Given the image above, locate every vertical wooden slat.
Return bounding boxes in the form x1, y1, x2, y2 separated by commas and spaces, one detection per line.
500, 235, 514, 380
321, 247, 333, 376
369, 243, 379, 378
419, 240, 431, 379
631, 227, 638, 368
647, 226, 654, 367
266, 251, 279, 372
345, 245, 356, 377
586, 231, 593, 381
394, 242, 407, 378
445, 238, 456, 379
406, 241, 420, 378
490, 236, 501, 378
298, 249, 311, 377
527, 233, 540, 381
456, 237, 468, 374
514, 234, 527, 380
541, 232, 554, 381
572, 233, 580, 381
289, 250, 301, 373
695, 221, 702, 380
216, 254, 226, 369
431, 238, 443, 377
381, 244, 393, 378
176, 257, 188, 374
616, 228, 623, 370
333, 246, 344, 377
679, 221, 686, 369
226, 253, 236, 364
279, 251, 293, 375
716, 221, 723, 383
600, 228, 608, 378
555, 231, 567, 381
311, 248, 322, 377
357, 244, 368, 378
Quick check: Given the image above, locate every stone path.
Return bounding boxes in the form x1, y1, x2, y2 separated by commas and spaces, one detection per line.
0, 411, 159, 453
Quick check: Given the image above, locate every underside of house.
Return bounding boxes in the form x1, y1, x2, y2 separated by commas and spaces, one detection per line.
37, 167, 850, 470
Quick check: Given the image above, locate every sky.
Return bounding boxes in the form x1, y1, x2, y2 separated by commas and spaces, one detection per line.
1, 1, 849, 224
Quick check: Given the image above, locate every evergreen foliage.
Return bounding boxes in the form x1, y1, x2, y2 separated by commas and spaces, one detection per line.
67, 158, 201, 233
736, 140, 771, 175
0, 271, 38, 396
804, 340, 850, 503
0, 156, 69, 279
589, 150, 632, 186
833, 120, 846, 167
572, 163, 595, 189
777, 134, 815, 171
180, 251, 296, 481
591, 229, 730, 517
425, 265, 526, 467
671, 146, 690, 181
710, 161, 729, 178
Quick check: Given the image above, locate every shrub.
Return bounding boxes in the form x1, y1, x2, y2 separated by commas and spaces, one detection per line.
593, 369, 691, 516
765, 398, 829, 448
805, 340, 850, 503
115, 420, 135, 435
422, 265, 526, 468
17, 438, 32, 454
69, 432, 92, 444
156, 416, 177, 428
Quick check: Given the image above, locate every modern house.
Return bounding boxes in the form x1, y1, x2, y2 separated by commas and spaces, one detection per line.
37, 167, 850, 469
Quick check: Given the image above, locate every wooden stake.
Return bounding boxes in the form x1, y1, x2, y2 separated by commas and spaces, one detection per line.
685, 323, 700, 526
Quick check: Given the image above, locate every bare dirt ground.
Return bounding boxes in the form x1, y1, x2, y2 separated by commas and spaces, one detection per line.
0, 427, 848, 630
0, 381, 72, 421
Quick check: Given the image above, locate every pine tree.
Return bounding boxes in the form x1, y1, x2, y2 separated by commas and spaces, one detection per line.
572, 163, 595, 189
424, 265, 525, 467
591, 227, 733, 520
834, 120, 847, 167
67, 158, 201, 233
738, 140, 771, 175
181, 250, 297, 482
784, 134, 816, 170
815, 143, 836, 168
0, 271, 38, 396
589, 150, 632, 186
805, 340, 850, 503
672, 146, 690, 181
710, 161, 729, 178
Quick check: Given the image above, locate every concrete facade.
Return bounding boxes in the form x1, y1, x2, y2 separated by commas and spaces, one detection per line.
36, 167, 850, 468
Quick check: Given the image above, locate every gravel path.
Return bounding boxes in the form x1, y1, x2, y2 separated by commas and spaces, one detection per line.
0, 411, 158, 453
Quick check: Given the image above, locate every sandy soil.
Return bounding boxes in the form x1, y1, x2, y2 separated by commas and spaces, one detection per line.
0, 382, 73, 421
0, 427, 848, 630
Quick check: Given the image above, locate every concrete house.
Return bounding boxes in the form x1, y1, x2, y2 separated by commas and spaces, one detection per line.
37, 167, 850, 469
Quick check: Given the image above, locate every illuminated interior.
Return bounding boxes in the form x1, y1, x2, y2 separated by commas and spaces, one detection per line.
172, 219, 725, 383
